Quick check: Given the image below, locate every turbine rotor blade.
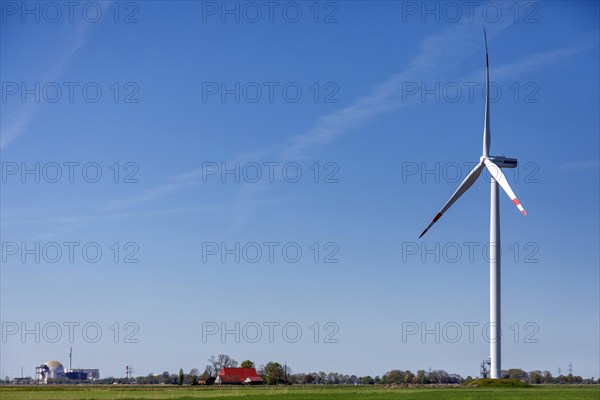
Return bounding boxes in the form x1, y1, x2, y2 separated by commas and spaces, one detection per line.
483, 28, 491, 156
419, 162, 485, 238
483, 158, 527, 216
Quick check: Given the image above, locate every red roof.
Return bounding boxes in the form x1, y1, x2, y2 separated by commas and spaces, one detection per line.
218, 368, 262, 384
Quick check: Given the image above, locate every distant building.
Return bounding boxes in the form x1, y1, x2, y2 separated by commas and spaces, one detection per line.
198, 376, 216, 385
36, 361, 65, 383
215, 368, 263, 385
65, 369, 100, 380
35, 361, 99, 383
13, 377, 33, 385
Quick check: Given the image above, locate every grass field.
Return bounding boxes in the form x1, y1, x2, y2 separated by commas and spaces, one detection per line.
0, 385, 598, 400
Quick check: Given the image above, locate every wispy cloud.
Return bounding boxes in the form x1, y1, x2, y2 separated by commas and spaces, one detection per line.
91, 17, 512, 230
490, 30, 599, 81
0, 2, 114, 149
108, 19, 503, 208
280, 22, 504, 160
102, 182, 194, 211
0, 103, 36, 149
561, 160, 600, 170
11, 6, 597, 235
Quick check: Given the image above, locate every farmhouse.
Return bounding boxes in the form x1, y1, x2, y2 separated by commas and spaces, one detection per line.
215, 368, 263, 385
198, 376, 216, 385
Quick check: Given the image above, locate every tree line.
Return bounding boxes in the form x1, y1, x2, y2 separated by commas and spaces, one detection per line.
3, 354, 596, 385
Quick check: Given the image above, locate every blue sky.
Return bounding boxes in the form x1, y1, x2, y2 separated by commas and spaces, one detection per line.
1, 1, 598, 379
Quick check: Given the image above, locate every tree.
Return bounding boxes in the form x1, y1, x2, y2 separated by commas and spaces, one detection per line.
318, 371, 327, 384
416, 369, 427, 384
240, 360, 255, 369
303, 374, 315, 384
325, 372, 335, 384
287, 373, 298, 384
160, 371, 170, 384
381, 370, 403, 384
189, 368, 199, 385
427, 370, 452, 384
207, 354, 238, 377
217, 354, 238, 368
529, 370, 542, 384
506, 368, 528, 381
178, 369, 184, 386
199, 367, 211, 381
262, 362, 285, 385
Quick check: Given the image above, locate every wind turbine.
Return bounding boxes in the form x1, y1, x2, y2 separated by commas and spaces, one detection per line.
418, 29, 526, 379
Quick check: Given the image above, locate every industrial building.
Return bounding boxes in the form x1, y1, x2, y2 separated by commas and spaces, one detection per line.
35, 361, 65, 383
35, 353, 99, 383
65, 368, 100, 380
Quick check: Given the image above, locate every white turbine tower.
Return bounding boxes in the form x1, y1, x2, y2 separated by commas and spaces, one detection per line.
418, 29, 527, 379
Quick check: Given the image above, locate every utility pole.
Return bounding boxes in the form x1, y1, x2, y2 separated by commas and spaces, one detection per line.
567, 363, 573, 376
125, 366, 134, 380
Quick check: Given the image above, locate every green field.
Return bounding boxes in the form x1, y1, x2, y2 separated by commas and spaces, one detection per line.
0, 385, 598, 400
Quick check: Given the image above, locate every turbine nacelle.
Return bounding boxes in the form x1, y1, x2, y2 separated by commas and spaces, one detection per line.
481, 155, 518, 169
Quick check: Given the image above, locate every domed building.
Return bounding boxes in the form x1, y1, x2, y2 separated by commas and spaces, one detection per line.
45, 361, 65, 378
35, 360, 65, 383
